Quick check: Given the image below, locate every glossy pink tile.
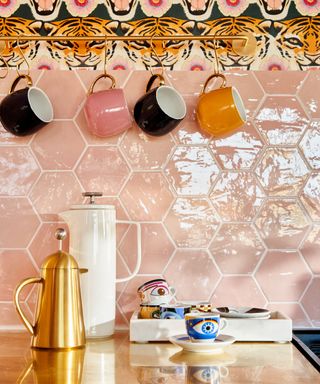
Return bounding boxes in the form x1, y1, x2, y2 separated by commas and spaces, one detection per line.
0, 121, 32, 145
298, 71, 320, 118
164, 250, 220, 301
31, 121, 85, 170
37, 70, 86, 119
76, 147, 130, 195
301, 278, 320, 327
210, 224, 265, 274
255, 148, 309, 196
171, 121, 211, 145
255, 250, 312, 301
166, 70, 208, 96
120, 223, 174, 274
299, 121, 320, 170
255, 71, 306, 95
164, 197, 219, 248
29, 172, 83, 221
120, 125, 174, 170
120, 172, 173, 221
300, 173, 320, 221
254, 96, 308, 145
267, 303, 311, 328
210, 172, 265, 221
0, 250, 38, 301
0, 147, 40, 196
210, 121, 264, 170
0, 302, 29, 327
164, 146, 219, 196
123, 71, 152, 113
0, 198, 40, 248
255, 199, 309, 249
300, 225, 320, 274
29, 222, 69, 268
211, 276, 266, 307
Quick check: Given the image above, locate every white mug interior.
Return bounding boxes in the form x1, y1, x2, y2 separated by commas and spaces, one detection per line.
156, 86, 186, 120
231, 87, 247, 123
28, 87, 54, 123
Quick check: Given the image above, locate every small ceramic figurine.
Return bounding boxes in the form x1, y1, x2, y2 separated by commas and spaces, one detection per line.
137, 279, 175, 305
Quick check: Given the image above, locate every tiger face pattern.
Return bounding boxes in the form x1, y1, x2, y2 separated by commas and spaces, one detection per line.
120, 18, 195, 70
44, 18, 119, 69
275, 17, 320, 70
197, 17, 271, 70
0, 18, 41, 68
26, 0, 63, 21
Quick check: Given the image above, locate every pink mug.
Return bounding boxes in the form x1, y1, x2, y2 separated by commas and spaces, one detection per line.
84, 73, 132, 137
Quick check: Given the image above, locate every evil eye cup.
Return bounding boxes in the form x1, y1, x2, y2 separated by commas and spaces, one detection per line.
150, 285, 169, 296
187, 319, 219, 336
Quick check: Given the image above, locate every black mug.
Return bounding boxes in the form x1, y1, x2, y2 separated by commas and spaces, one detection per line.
0, 74, 54, 136
134, 74, 186, 136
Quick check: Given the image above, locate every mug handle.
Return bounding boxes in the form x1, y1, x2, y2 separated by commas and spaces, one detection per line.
115, 221, 141, 283
219, 366, 229, 378
88, 73, 116, 95
218, 318, 228, 335
9, 74, 33, 94
201, 73, 227, 94
146, 73, 165, 92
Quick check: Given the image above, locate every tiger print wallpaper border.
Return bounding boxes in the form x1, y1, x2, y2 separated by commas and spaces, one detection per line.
0, 1, 319, 71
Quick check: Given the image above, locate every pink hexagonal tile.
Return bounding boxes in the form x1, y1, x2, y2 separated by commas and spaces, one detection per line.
166, 70, 209, 96
254, 96, 308, 145
210, 224, 265, 274
77, 69, 131, 92
0, 250, 38, 301
29, 172, 83, 221
29, 222, 69, 268
300, 173, 320, 221
210, 172, 265, 222
0, 302, 30, 327
164, 146, 219, 196
120, 172, 173, 221
120, 125, 175, 170
298, 71, 320, 118
211, 276, 266, 307
255, 199, 309, 249
31, 121, 85, 170
164, 250, 220, 301
115, 303, 129, 329
91, 196, 129, 221
75, 102, 127, 146
119, 223, 174, 274
164, 197, 219, 248
300, 225, 320, 274
301, 278, 320, 327
299, 121, 320, 170
118, 275, 163, 322
0, 147, 40, 196
37, 70, 86, 119
0, 198, 40, 248
255, 71, 306, 95
171, 121, 211, 145
255, 148, 309, 196
123, 71, 152, 113
255, 250, 312, 302
267, 303, 311, 328
210, 121, 264, 170
184, 95, 198, 121
225, 72, 264, 119
76, 147, 130, 195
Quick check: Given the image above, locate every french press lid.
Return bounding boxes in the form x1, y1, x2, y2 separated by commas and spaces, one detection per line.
40, 228, 80, 270
70, 192, 115, 211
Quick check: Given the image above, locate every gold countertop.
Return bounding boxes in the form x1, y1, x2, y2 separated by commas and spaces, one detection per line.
1, 331, 319, 383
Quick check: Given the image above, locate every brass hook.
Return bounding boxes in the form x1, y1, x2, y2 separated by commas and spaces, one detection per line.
149, 35, 164, 77
213, 34, 221, 75
0, 41, 9, 79
103, 35, 108, 75
16, 36, 31, 77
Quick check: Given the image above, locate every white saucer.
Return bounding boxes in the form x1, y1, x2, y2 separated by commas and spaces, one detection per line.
214, 307, 271, 319
169, 334, 236, 354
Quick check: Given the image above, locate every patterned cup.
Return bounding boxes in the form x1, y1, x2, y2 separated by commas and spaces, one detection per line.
137, 279, 175, 305
160, 304, 191, 319
185, 312, 227, 343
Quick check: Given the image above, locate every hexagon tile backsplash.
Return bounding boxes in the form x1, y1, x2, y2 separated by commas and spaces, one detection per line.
0, 69, 320, 330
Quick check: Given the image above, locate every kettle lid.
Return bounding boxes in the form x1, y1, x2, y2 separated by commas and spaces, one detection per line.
68, 192, 115, 211
40, 228, 79, 270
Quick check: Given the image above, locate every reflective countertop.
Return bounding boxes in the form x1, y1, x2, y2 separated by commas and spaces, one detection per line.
1, 331, 319, 383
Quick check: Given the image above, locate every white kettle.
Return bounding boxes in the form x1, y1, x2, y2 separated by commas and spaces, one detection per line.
60, 192, 141, 338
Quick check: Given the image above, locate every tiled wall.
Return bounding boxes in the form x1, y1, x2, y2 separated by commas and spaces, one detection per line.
0, 69, 319, 330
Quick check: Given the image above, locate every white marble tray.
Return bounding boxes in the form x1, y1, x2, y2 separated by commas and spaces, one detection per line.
129, 311, 292, 343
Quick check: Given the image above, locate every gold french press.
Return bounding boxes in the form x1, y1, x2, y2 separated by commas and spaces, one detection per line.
14, 228, 87, 349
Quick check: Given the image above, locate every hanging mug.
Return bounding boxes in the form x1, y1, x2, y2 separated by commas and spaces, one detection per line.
196, 73, 247, 137
0, 74, 54, 136
83, 73, 132, 138
134, 73, 186, 136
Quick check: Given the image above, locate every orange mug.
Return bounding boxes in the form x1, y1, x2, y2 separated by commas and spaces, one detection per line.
196, 73, 246, 137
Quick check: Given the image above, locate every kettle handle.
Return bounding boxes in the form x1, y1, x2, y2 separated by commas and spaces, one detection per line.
14, 277, 43, 335
116, 221, 141, 283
